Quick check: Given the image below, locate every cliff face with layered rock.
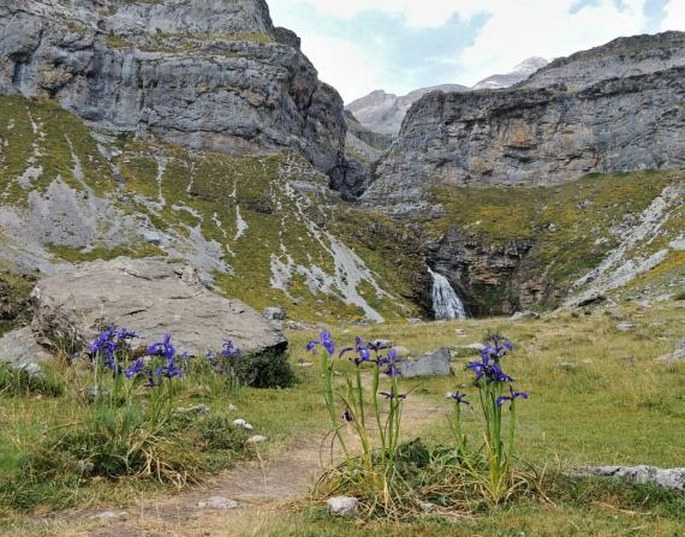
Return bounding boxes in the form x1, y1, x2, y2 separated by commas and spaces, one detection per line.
0, 0, 347, 180
366, 35, 685, 206
346, 84, 468, 136
363, 31, 685, 315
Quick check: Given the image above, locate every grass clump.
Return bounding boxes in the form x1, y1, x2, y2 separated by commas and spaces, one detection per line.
0, 327, 268, 513
0, 363, 64, 397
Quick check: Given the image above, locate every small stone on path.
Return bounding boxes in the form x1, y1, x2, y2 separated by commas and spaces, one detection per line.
89, 510, 127, 521
246, 435, 268, 445
197, 496, 239, 510
326, 496, 358, 518
616, 322, 635, 332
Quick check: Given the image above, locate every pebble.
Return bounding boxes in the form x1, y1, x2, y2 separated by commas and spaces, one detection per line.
197, 496, 239, 510
326, 496, 358, 518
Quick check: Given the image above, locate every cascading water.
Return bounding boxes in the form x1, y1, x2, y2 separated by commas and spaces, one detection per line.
428, 268, 467, 320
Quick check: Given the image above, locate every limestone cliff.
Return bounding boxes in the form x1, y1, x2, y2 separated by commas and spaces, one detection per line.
366, 64, 685, 205
0, 0, 347, 180
363, 31, 684, 315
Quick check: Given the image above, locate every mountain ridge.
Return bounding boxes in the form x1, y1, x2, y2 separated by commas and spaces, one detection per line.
346, 57, 549, 135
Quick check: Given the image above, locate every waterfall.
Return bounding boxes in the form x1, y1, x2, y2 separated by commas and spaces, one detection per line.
428, 268, 467, 320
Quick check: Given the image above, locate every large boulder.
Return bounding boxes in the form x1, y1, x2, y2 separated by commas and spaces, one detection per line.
0, 326, 52, 366
29, 258, 287, 359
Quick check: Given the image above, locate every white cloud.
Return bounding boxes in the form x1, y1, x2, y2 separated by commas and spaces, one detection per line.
459, 0, 648, 84
279, 0, 470, 27
268, 0, 659, 101
662, 0, 685, 30
297, 34, 383, 101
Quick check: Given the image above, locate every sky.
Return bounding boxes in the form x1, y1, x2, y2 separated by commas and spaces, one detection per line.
266, 0, 685, 103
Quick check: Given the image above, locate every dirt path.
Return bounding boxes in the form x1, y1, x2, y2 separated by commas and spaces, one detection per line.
33, 396, 445, 537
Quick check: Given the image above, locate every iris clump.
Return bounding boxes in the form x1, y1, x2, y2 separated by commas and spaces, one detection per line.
307, 331, 408, 515
446, 333, 533, 505
309, 330, 536, 518
203, 339, 243, 392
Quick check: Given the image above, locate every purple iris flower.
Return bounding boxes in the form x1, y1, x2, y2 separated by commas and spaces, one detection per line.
379, 348, 404, 377
306, 331, 336, 356
467, 358, 513, 384
146, 333, 176, 361
481, 336, 513, 364
124, 357, 145, 379
447, 391, 470, 405
155, 357, 184, 379
339, 336, 371, 366
116, 328, 138, 341
221, 339, 241, 358
379, 387, 407, 400
90, 326, 139, 375
496, 386, 529, 407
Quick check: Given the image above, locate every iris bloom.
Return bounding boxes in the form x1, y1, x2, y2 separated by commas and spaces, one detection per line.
447, 391, 470, 405
496, 386, 529, 407
124, 357, 145, 379
306, 331, 335, 356
339, 336, 371, 366
467, 358, 513, 384
379, 348, 404, 377
379, 387, 407, 400
221, 339, 241, 358
146, 333, 176, 361
481, 336, 513, 364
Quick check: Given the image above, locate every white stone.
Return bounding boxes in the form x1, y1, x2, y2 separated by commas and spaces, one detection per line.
197, 496, 239, 510
326, 496, 358, 518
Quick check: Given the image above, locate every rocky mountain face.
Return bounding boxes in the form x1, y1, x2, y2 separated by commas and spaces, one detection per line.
0, 0, 347, 181
519, 32, 685, 90
366, 32, 685, 205
0, 0, 423, 335
363, 31, 684, 315
346, 58, 549, 136
0, 2, 681, 327
346, 84, 468, 136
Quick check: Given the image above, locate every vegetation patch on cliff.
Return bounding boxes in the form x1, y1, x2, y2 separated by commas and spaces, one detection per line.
426, 170, 683, 309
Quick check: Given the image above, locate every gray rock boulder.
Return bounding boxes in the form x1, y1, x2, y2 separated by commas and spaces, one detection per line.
0, 326, 52, 366
30, 257, 287, 359
400, 347, 452, 378
583, 465, 685, 490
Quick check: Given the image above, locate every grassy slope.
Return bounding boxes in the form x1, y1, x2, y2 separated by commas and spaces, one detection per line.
0, 96, 417, 323
0, 96, 681, 325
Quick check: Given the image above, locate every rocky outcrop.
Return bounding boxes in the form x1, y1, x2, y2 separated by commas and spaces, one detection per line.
29, 257, 287, 359
366, 64, 685, 205
0, 0, 346, 180
520, 32, 685, 91
429, 233, 538, 316
346, 84, 467, 136
335, 111, 393, 199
